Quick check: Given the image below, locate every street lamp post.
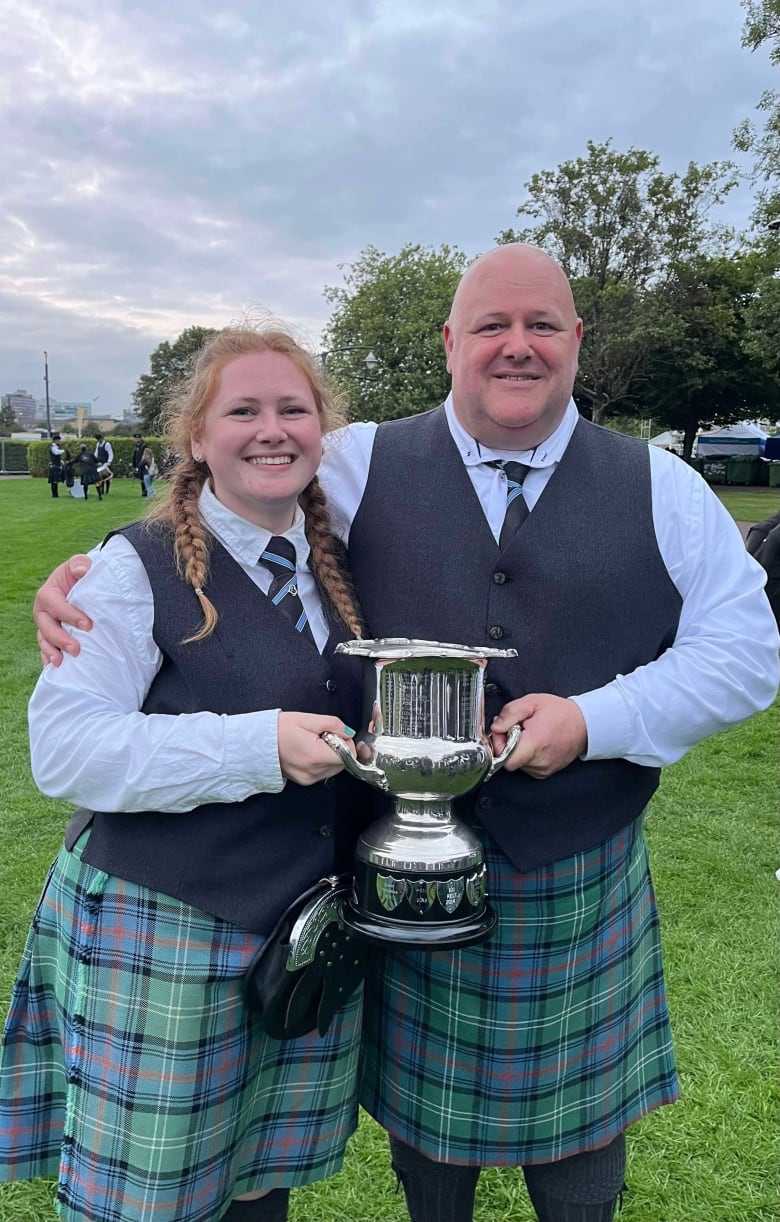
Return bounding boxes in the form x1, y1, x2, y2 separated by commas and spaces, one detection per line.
319, 346, 379, 372
43, 351, 51, 438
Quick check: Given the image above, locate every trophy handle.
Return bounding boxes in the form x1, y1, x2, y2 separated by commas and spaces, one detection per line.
321, 732, 390, 792
485, 723, 522, 780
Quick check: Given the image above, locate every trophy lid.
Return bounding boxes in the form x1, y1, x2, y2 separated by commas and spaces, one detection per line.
335, 637, 518, 660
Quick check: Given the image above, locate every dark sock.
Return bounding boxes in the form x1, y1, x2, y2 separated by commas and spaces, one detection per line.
388, 1134, 480, 1222
220, 1189, 290, 1221
523, 1133, 626, 1222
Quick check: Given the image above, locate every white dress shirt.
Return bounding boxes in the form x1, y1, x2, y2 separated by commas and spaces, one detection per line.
29, 483, 331, 812
319, 398, 779, 767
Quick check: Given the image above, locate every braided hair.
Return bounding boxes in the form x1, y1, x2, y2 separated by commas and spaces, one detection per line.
146, 326, 363, 643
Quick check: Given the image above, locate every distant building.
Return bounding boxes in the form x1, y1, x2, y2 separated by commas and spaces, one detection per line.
2, 389, 36, 429
42, 399, 92, 421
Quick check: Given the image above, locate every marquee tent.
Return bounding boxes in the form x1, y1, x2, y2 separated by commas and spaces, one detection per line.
696, 422, 767, 457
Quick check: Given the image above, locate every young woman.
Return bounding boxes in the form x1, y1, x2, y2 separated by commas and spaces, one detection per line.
138, 444, 157, 497
1, 328, 368, 1222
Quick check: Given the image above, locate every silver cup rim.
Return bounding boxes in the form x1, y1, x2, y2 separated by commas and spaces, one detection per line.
335, 636, 518, 661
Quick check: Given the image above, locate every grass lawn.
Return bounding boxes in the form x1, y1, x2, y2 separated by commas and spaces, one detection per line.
0, 477, 778, 1221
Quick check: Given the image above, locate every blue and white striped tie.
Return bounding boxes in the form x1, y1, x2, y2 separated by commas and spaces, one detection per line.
259, 537, 314, 643
491, 461, 531, 549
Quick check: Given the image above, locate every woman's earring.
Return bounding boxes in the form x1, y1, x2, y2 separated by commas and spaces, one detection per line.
193, 452, 203, 462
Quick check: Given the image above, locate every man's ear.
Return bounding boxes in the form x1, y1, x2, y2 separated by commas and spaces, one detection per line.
443, 321, 454, 374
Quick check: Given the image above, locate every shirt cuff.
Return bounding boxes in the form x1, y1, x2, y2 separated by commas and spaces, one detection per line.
569, 684, 635, 761
223, 709, 285, 795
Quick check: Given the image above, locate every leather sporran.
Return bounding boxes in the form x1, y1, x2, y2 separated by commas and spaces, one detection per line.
243, 874, 368, 1039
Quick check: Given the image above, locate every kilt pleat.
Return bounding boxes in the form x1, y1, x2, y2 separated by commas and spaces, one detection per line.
359, 817, 679, 1166
0, 834, 361, 1222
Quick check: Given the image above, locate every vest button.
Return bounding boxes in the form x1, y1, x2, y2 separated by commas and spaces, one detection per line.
493, 571, 507, 585
318, 824, 332, 837
488, 625, 504, 640
325, 679, 337, 692
477, 795, 492, 811
484, 682, 499, 696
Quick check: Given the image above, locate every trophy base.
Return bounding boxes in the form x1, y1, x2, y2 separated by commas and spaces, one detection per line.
340, 897, 497, 948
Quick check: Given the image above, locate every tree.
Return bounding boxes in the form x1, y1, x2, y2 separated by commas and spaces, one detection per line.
0, 402, 17, 435
733, 0, 780, 225
497, 139, 737, 423
743, 233, 780, 378
322, 244, 468, 422
133, 326, 218, 433
641, 252, 780, 457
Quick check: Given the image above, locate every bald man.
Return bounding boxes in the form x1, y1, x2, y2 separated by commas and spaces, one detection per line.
34, 246, 779, 1222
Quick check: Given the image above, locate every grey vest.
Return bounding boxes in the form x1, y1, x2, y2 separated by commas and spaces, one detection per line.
70, 521, 367, 935
348, 407, 682, 870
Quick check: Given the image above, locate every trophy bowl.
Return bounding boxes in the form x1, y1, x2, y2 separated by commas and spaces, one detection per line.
323, 638, 520, 948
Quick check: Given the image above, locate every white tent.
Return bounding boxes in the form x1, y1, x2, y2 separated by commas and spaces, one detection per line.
648, 430, 683, 452
696, 422, 767, 457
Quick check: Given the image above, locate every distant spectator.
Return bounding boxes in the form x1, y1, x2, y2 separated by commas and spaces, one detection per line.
131, 433, 147, 496
138, 446, 158, 498
47, 434, 65, 499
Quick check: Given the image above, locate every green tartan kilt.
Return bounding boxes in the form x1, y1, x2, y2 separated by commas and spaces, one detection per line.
0, 833, 362, 1222
359, 816, 679, 1166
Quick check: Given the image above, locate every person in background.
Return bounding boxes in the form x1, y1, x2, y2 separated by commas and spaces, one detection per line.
131, 432, 147, 495
3, 327, 368, 1222
746, 506, 780, 628
47, 433, 65, 497
73, 443, 103, 500
62, 441, 75, 489
138, 444, 157, 497
31, 245, 780, 1222
94, 433, 114, 495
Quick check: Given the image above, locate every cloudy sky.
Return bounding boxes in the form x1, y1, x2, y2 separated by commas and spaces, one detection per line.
1, 0, 775, 418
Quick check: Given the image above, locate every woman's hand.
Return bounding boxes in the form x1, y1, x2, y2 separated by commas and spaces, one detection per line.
491, 694, 588, 780
34, 555, 93, 666
277, 713, 356, 786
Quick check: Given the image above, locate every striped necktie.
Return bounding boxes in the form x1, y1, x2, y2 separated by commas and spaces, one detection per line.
491, 460, 532, 548
259, 537, 314, 643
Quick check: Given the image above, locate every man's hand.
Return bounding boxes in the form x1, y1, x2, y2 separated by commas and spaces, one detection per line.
491, 694, 588, 780
34, 555, 93, 666
277, 713, 356, 786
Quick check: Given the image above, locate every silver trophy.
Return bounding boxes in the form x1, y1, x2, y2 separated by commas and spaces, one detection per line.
323, 638, 521, 948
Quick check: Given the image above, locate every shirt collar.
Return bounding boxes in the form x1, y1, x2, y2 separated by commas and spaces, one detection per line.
199, 481, 311, 567
444, 393, 580, 468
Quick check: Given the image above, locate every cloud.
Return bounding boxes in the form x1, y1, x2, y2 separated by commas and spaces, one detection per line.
0, 0, 775, 413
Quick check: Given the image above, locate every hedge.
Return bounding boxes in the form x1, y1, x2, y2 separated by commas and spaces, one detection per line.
26, 438, 168, 478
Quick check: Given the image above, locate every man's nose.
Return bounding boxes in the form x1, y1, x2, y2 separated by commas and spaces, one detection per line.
501, 325, 533, 359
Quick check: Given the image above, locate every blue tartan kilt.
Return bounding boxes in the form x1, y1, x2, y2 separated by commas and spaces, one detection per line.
0, 833, 362, 1222
359, 816, 679, 1167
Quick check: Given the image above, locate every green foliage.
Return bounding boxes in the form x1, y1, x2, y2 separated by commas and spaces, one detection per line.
0, 441, 31, 473
322, 243, 468, 422
26, 438, 167, 479
132, 325, 217, 433
641, 251, 780, 455
498, 138, 737, 286
0, 480, 777, 1221
734, 0, 780, 225
0, 403, 17, 435
743, 267, 780, 376
497, 139, 738, 424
